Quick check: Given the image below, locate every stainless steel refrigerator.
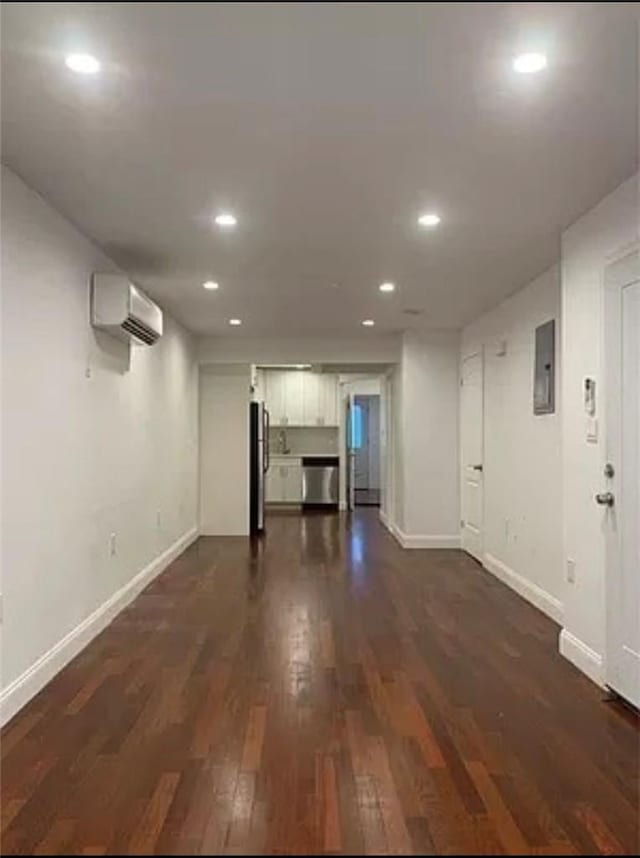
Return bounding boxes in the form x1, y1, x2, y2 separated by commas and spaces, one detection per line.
249, 401, 269, 535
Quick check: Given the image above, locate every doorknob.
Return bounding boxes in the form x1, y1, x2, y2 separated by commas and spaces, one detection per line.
595, 492, 614, 507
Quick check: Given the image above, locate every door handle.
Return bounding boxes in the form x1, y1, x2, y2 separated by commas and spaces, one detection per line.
263, 409, 270, 473
472, 464, 483, 472
595, 492, 614, 507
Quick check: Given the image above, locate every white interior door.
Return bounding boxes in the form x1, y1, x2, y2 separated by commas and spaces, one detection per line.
461, 352, 484, 562
367, 396, 381, 491
604, 250, 639, 708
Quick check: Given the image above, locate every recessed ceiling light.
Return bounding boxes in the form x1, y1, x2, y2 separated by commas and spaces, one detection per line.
361, 319, 375, 327
229, 318, 242, 326
513, 52, 547, 74
203, 280, 219, 290
214, 213, 237, 227
418, 213, 441, 227
379, 282, 395, 293
65, 53, 101, 74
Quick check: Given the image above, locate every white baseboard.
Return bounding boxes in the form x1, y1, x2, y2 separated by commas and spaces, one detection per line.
0, 526, 199, 727
399, 532, 461, 549
559, 628, 604, 687
483, 552, 563, 625
379, 514, 460, 549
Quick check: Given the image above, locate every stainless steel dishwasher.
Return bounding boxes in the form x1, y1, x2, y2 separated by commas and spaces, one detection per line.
301, 456, 339, 508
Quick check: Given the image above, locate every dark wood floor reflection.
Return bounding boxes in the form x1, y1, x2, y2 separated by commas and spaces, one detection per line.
2, 510, 638, 855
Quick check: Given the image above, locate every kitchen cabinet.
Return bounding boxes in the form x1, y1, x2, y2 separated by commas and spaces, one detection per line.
285, 372, 304, 426
265, 370, 287, 424
320, 374, 338, 425
266, 457, 302, 503
302, 373, 321, 425
265, 370, 338, 427
283, 461, 303, 502
251, 366, 265, 402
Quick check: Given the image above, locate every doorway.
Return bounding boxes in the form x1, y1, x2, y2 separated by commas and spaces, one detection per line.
344, 392, 382, 510
351, 395, 381, 507
604, 248, 639, 708
460, 351, 484, 562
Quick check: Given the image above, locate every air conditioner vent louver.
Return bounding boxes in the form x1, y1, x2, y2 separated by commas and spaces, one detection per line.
121, 317, 159, 345
91, 274, 163, 346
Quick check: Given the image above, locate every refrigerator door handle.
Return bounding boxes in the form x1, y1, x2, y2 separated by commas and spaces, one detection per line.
263, 408, 270, 473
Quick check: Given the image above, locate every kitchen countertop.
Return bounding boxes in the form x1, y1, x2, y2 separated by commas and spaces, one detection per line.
270, 452, 339, 459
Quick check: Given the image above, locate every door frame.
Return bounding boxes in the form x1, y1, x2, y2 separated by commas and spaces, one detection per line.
460, 348, 485, 561
352, 395, 370, 490
344, 392, 356, 511
603, 243, 639, 699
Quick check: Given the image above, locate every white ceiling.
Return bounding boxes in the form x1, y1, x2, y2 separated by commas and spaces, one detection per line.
1, 2, 637, 336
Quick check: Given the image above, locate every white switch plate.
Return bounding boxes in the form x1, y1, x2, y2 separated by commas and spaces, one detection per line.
567, 558, 576, 583
586, 417, 598, 443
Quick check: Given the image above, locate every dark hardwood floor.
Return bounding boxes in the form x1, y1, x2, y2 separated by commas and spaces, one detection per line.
354, 489, 381, 507
2, 509, 638, 855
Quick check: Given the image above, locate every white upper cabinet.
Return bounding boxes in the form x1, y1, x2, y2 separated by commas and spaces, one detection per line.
302, 372, 321, 425
264, 370, 338, 427
320, 374, 338, 426
251, 366, 265, 402
265, 370, 287, 424
285, 371, 304, 425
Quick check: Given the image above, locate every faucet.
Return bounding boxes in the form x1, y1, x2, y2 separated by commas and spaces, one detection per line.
278, 429, 290, 454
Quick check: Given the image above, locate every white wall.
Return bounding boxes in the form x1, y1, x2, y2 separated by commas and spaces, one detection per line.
199, 334, 401, 365
1, 167, 199, 720
384, 366, 404, 529
387, 331, 460, 547
560, 173, 639, 683
199, 366, 250, 535
462, 265, 563, 621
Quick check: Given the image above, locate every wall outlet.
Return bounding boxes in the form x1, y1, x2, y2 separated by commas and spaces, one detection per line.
566, 558, 576, 584
109, 532, 117, 557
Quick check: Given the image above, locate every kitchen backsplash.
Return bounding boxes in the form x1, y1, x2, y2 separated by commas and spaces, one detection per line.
269, 426, 339, 455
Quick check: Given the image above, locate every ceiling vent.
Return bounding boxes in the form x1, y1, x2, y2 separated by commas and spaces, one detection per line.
91, 274, 163, 345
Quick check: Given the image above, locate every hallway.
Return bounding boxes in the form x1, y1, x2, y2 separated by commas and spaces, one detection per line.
2, 510, 637, 855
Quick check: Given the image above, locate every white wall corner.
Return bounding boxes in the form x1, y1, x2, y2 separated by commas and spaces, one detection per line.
483, 552, 564, 625
0, 527, 199, 727
380, 513, 460, 550
379, 510, 403, 544
559, 628, 604, 687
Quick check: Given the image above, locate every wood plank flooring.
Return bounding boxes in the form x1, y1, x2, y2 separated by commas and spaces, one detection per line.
2, 509, 638, 855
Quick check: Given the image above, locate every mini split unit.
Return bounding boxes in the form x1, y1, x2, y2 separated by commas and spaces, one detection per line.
91, 273, 163, 345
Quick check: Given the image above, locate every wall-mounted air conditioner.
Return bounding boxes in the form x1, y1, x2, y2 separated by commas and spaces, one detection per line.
91, 274, 163, 345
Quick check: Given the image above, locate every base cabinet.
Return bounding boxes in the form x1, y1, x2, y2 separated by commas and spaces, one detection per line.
266, 458, 302, 503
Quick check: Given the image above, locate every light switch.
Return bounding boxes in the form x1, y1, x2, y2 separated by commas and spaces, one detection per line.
586, 417, 598, 443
